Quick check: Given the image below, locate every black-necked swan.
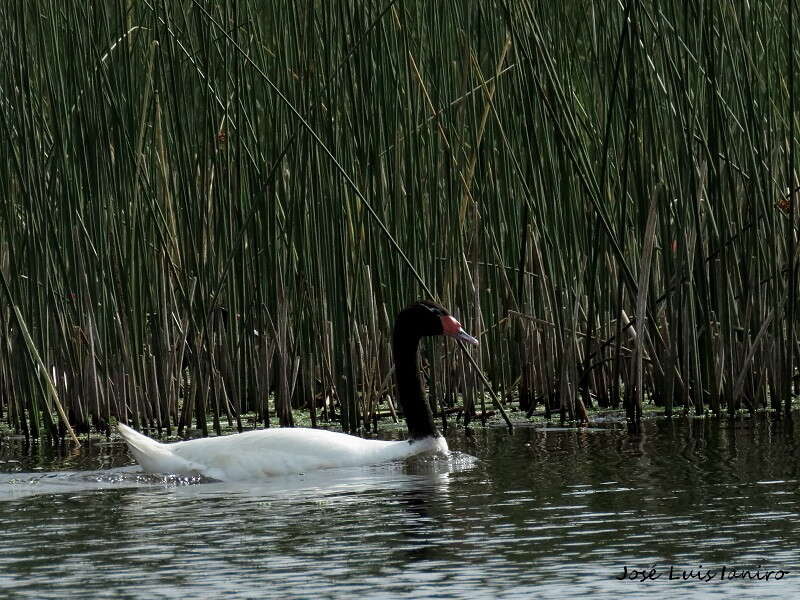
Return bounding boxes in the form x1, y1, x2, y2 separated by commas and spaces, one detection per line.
118, 301, 478, 481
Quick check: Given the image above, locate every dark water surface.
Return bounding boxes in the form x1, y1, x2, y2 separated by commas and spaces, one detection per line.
1, 416, 798, 599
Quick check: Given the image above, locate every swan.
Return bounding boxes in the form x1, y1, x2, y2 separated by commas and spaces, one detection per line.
118, 301, 478, 481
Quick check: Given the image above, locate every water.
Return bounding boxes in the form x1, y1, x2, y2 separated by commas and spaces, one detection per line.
1, 416, 798, 599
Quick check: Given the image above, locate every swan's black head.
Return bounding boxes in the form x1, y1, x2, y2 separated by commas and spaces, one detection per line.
394, 301, 479, 345
392, 301, 478, 440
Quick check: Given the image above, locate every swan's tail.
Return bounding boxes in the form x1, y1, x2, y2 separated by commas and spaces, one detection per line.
117, 423, 197, 475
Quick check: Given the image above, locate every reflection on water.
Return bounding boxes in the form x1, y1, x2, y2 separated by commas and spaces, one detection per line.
1, 416, 799, 599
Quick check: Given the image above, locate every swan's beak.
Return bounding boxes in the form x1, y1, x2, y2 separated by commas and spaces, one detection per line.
453, 328, 479, 345
441, 315, 479, 345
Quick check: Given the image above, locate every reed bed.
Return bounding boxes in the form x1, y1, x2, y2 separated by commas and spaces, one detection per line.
0, 0, 798, 441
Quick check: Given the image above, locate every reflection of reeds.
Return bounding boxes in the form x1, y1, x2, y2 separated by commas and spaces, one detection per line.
1, 1, 797, 440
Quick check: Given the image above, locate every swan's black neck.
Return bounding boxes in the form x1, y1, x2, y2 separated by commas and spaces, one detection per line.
392, 328, 438, 440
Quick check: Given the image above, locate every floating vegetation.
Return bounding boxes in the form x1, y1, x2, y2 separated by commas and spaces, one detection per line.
1, 1, 798, 442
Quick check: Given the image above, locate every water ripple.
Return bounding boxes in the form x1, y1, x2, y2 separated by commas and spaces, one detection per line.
0, 416, 798, 598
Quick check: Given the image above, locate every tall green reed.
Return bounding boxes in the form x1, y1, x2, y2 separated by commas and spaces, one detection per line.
0, 0, 797, 439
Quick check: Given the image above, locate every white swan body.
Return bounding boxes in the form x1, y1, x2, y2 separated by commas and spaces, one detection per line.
118, 423, 448, 481
118, 301, 475, 481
